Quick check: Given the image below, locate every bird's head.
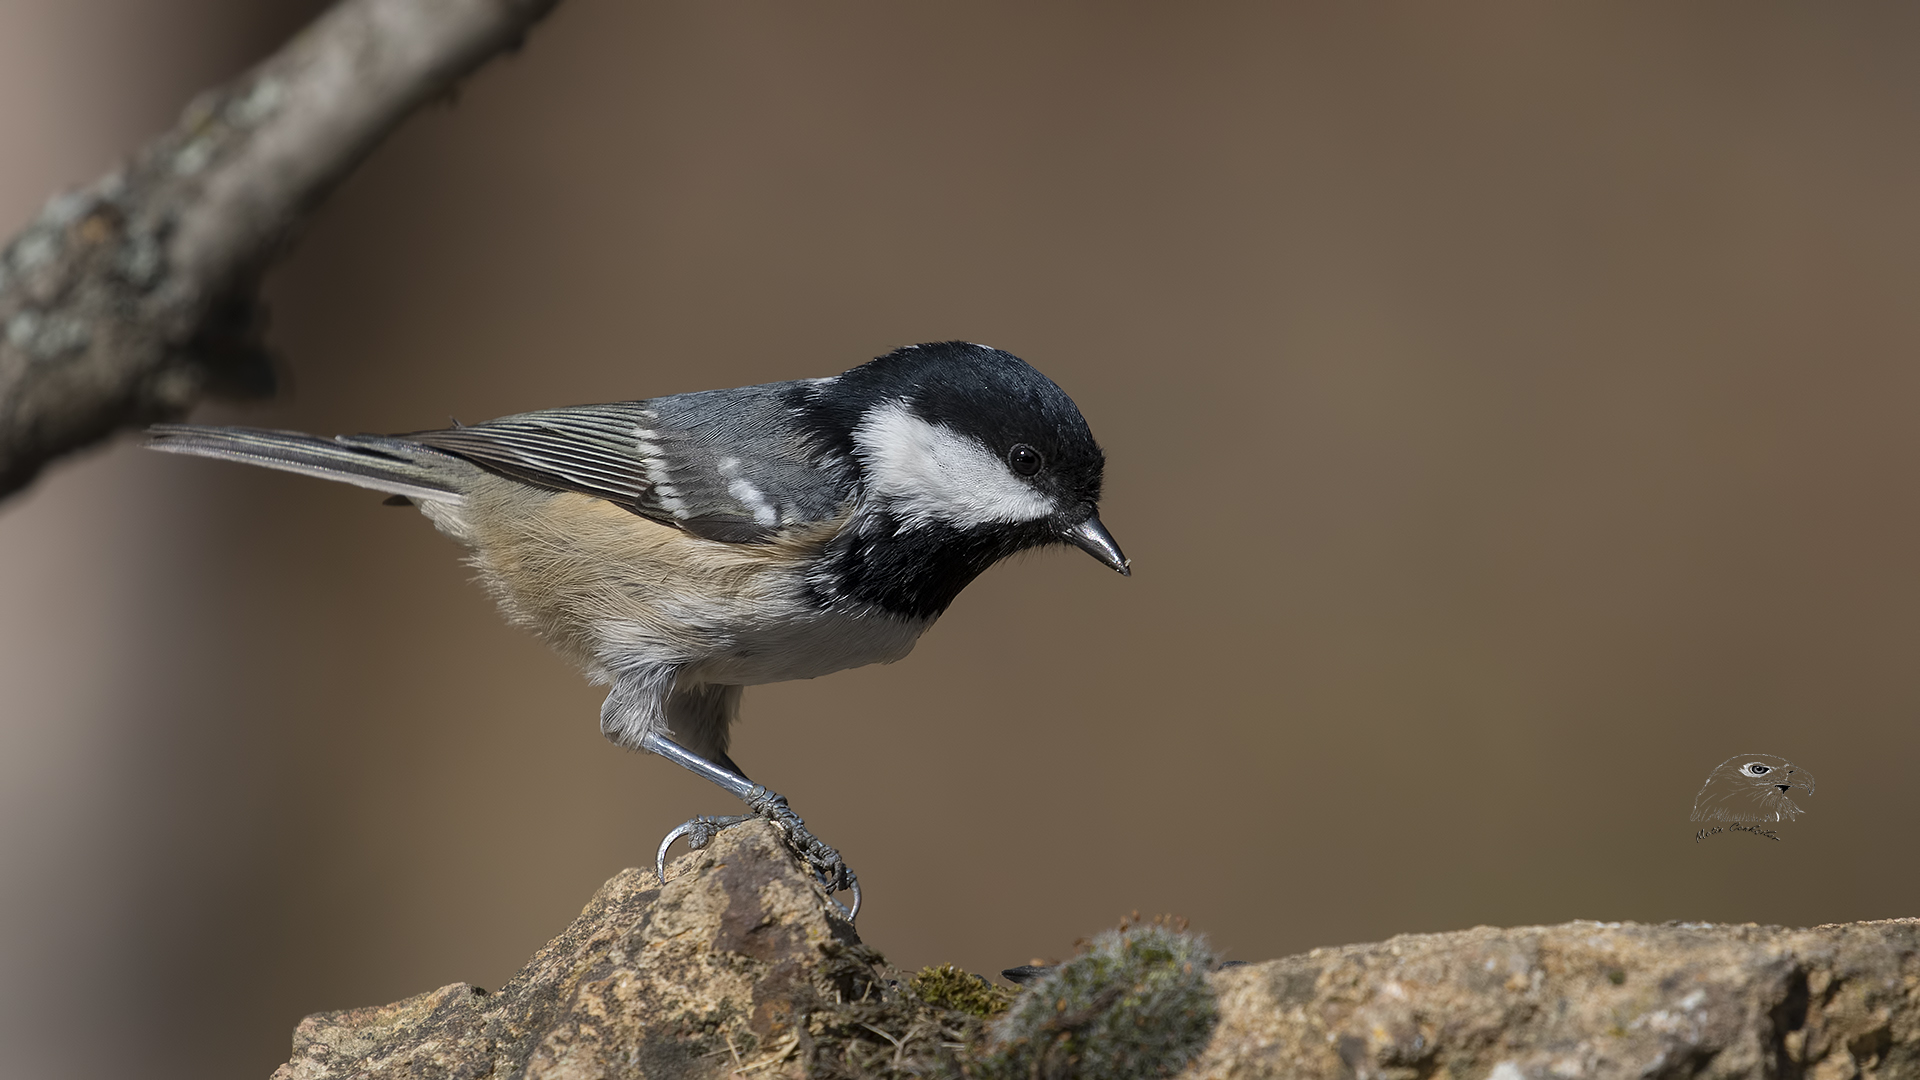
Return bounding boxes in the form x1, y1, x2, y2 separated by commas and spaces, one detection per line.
1689, 754, 1816, 823
804, 342, 1126, 617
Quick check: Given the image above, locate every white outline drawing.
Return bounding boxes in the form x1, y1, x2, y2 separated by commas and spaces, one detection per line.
1689, 754, 1815, 823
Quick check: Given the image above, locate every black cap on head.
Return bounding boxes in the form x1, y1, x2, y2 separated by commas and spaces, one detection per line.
801, 342, 1122, 617
827, 341, 1106, 522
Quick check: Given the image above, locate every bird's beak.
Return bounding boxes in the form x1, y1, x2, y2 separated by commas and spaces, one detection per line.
1064, 514, 1130, 576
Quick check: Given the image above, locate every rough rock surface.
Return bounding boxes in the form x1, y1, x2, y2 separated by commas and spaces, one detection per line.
1186, 919, 1920, 1080
273, 825, 1920, 1079
272, 820, 875, 1080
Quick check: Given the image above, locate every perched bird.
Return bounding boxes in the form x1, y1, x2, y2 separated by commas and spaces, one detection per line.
1688, 754, 1815, 823
147, 342, 1128, 916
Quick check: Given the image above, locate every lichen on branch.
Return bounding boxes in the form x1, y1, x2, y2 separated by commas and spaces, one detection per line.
0, 0, 560, 500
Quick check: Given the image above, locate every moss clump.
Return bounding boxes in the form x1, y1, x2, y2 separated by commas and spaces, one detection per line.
784, 945, 993, 1079
973, 923, 1217, 1080
911, 964, 1016, 1019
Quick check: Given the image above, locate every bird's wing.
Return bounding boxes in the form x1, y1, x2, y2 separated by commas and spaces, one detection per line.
405, 383, 857, 543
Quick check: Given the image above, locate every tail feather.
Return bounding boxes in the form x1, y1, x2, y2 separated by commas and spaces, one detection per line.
145, 424, 467, 504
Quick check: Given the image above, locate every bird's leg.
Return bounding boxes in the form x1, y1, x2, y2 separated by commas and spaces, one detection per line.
639, 730, 860, 920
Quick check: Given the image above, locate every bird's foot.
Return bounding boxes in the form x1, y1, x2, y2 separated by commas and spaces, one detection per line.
654, 813, 754, 875
743, 786, 860, 913
655, 788, 860, 920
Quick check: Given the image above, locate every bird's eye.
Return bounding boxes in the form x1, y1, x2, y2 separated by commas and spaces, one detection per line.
1008, 443, 1044, 477
1746, 763, 1771, 775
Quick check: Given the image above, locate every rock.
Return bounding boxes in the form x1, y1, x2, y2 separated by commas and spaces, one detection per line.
272, 830, 1920, 1079
1185, 919, 1920, 1080
271, 819, 881, 1080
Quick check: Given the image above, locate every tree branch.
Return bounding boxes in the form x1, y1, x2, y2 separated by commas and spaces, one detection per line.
0, 0, 561, 500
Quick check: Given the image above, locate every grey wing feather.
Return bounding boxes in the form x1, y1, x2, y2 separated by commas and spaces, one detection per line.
146, 425, 469, 503
405, 404, 657, 511
407, 383, 856, 541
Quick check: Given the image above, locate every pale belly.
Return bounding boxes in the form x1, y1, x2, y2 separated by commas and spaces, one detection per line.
438, 483, 930, 690
676, 603, 930, 687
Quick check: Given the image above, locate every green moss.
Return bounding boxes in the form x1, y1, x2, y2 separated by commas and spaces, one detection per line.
784, 923, 1217, 1080
784, 944, 987, 1079
911, 964, 1016, 1019
973, 924, 1218, 1080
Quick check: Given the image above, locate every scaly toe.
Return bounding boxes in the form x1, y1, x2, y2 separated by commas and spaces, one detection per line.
654, 813, 753, 882
655, 798, 861, 919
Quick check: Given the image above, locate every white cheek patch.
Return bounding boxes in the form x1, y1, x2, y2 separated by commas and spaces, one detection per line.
852, 401, 1058, 529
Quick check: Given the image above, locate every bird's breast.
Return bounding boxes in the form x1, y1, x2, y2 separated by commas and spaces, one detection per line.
455, 482, 927, 682
677, 603, 930, 687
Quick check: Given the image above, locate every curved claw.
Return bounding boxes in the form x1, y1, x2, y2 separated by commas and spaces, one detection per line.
653, 801, 862, 922
655, 814, 751, 883
801, 863, 858, 921
839, 876, 863, 922
794, 840, 860, 921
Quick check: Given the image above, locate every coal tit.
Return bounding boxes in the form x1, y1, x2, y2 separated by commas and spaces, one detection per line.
147, 341, 1128, 914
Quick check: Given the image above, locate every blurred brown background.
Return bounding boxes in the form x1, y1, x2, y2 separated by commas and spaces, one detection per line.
5, 1, 1920, 1076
